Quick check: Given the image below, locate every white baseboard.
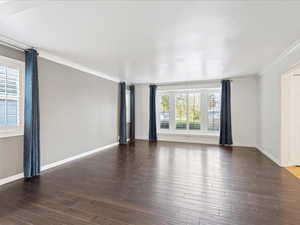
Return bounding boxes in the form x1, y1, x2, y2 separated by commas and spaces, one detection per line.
135, 136, 148, 140
157, 138, 218, 145
136, 137, 256, 148
256, 145, 282, 166
136, 137, 217, 144
0, 142, 119, 187
0, 173, 24, 186
41, 142, 118, 171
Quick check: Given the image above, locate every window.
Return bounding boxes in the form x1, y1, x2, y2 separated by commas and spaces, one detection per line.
188, 93, 201, 130
159, 95, 169, 129
157, 88, 221, 135
126, 89, 130, 123
175, 93, 187, 129
207, 92, 221, 131
0, 55, 24, 138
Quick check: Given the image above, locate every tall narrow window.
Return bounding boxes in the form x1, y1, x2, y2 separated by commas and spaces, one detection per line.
175, 93, 187, 130
0, 66, 20, 126
0, 56, 24, 138
207, 92, 221, 131
160, 95, 169, 129
188, 93, 201, 130
126, 89, 130, 123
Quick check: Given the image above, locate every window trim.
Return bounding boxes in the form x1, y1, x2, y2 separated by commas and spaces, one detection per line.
156, 87, 221, 136
0, 55, 25, 138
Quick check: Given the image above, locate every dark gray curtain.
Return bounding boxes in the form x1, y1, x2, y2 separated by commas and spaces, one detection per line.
149, 85, 157, 141
119, 82, 127, 144
24, 49, 40, 178
219, 80, 233, 145
129, 85, 135, 142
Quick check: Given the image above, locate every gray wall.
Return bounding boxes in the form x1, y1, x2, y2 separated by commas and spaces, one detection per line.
231, 77, 258, 147
0, 136, 23, 178
0, 45, 119, 179
257, 44, 300, 166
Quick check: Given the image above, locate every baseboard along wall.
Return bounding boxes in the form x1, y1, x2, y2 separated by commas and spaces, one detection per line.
0, 142, 119, 186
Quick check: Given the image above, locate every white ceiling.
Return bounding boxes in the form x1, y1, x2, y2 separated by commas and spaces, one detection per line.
1, 1, 300, 83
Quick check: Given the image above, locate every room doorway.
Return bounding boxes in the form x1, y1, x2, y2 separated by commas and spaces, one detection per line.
281, 65, 300, 170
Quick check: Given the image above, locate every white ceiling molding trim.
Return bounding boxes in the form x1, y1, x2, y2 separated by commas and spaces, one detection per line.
0, 34, 31, 51
0, 35, 120, 83
38, 50, 120, 83
260, 38, 300, 75
134, 74, 257, 86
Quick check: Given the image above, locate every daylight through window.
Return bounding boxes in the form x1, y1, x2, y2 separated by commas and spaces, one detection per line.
157, 88, 221, 134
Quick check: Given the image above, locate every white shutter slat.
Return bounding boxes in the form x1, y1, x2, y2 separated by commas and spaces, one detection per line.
0, 99, 5, 125
7, 68, 19, 97
0, 73, 5, 96
6, 100, 18, 125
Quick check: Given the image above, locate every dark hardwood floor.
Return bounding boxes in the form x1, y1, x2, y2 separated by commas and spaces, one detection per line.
0, 140, 300, 225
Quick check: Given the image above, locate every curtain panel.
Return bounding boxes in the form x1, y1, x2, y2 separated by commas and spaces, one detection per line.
24, 49, 40, 178
129, 85, 135, 142
119, 82, 127, 144
149, 85, 157, 141
219, 80, 233, 145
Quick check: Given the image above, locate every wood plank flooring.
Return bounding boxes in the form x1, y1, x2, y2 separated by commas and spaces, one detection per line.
0, 140, 300, 225
286, 166, 300, 179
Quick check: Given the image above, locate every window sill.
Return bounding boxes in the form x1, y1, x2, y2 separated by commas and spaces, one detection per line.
158, 131, 219, 138
0, 129, 24, 138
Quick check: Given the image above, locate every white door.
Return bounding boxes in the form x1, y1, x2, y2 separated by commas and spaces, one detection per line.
291, 75, 300, 165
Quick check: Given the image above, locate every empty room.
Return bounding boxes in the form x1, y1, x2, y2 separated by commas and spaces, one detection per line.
0, 1, 300, 225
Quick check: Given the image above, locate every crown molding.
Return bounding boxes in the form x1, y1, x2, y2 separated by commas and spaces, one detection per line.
133, 73, 257, 86
260, 38, 300, 75
38, 50, 120, 83
0, 34, 31, 51
0, 35, 120, 83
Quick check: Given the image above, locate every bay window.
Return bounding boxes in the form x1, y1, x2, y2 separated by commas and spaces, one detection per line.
157, 88, 221, 134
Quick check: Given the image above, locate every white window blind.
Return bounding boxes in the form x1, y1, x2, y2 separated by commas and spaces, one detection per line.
0, 56, 24, 138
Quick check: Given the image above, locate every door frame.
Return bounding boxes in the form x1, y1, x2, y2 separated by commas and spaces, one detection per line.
281, 65, 300, 166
